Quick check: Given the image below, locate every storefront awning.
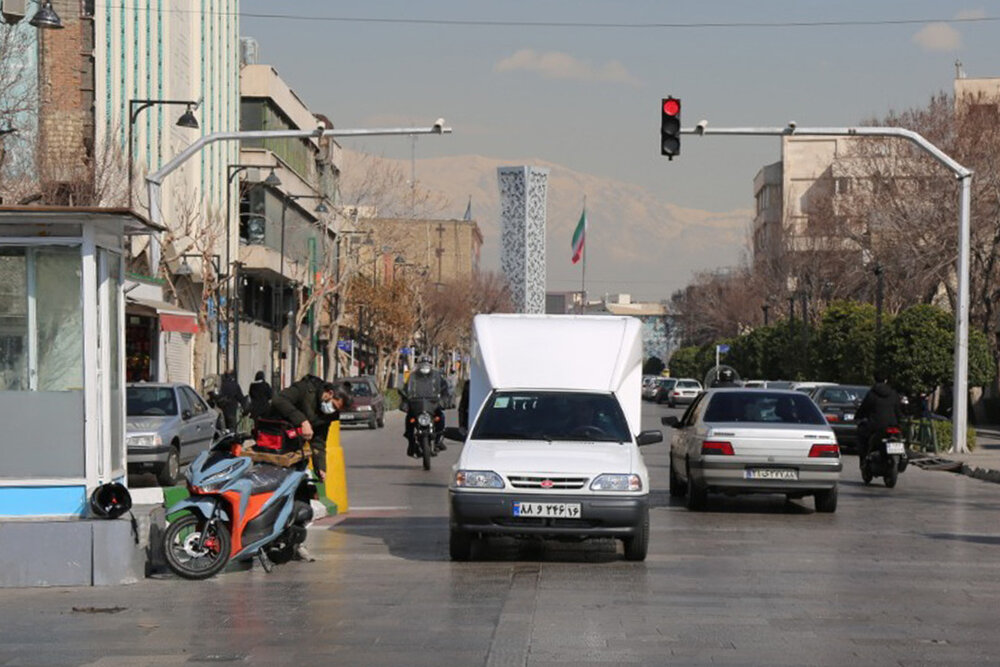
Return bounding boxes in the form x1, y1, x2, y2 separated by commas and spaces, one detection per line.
126, 296, 199, 333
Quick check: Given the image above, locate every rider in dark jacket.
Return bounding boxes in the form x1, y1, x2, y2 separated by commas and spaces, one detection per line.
855, 376, 904, 459
248, 371, 273, 419
401, 357, 450, 457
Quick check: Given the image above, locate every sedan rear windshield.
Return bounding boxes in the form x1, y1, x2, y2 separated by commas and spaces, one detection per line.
127, 386, 178, 416
704, 391, 826, 425
349, 382, 373, 397
472, 391, 631, 443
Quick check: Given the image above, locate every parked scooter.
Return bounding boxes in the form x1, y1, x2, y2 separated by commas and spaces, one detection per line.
859, 424, 909, 488
162, 432, 315, 579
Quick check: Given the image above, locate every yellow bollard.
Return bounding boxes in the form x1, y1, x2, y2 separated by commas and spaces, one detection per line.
324, 419, 349, 513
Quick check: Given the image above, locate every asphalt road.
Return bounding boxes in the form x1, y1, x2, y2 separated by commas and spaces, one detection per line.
5, 402, 1000, 665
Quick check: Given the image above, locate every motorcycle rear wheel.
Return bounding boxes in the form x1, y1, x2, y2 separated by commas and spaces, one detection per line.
860, 459, 873, 485
163, 514, 231, 580
421, 433, 432, 471
884, 458, 899, 488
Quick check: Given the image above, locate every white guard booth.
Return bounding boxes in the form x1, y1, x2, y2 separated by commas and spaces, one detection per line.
0, 207, 163, 587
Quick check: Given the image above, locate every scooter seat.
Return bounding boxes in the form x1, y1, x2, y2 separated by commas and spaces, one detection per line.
246, 464, 292, 494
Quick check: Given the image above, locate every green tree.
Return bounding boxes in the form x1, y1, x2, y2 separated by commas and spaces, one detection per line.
727, 327, 773, 379
668, 346, 701, 379
812, 300, 878, 384
969, 327, 996, 388
883, 305, 957, 395
643, 356, 666, 376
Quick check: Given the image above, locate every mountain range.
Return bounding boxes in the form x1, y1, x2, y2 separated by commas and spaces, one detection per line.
345, 151, 753, 302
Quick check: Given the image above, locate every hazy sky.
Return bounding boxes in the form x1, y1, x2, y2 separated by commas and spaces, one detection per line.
240, 1, 998, 239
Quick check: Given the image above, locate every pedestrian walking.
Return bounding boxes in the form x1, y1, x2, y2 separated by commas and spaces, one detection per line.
248, 370, 273, 420
216, 370, 248, 431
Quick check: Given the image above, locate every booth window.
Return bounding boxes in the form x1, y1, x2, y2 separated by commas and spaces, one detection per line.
0, 247, 83, 392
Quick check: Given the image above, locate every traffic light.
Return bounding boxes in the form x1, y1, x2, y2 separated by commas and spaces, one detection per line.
661, 97, 681, 159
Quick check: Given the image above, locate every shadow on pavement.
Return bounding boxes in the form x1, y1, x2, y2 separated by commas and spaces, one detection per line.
348, 464, 419, 471
469, 536, 624, 563
333, 516, 448, 562
923, 532, 1000, 546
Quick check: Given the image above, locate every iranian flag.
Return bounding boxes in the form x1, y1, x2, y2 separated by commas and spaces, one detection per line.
571, 208, 586, 264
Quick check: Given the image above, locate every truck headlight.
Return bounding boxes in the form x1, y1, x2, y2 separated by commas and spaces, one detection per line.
590, 474, 642, 492
127, 434, 162, 448
454, 470, 505, 489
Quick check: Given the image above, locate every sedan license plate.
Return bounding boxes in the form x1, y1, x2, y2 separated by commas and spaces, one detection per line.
843, 412, 854, 422
512, 501, 581, 518
744, 468, 798, 481
340, 414, 356, 421
886, 441, 906, 455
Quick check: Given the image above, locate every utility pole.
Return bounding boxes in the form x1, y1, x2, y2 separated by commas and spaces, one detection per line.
681, 123, 973, 453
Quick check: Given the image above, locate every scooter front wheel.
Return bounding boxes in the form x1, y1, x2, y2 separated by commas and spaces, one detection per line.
163, 514, 232, 580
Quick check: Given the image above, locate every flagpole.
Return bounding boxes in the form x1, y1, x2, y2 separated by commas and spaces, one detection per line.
581, 195, 587, 314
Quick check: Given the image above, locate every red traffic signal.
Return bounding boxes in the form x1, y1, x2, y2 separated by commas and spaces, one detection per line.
661, 97, 681, 159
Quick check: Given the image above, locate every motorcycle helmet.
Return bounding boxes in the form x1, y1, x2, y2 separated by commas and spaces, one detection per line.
416, 356, 433, 376
89, 482, 132, 520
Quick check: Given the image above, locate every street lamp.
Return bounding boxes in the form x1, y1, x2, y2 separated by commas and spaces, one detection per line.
128, 99, 200, 206
874, 263, 885, 370
28, 0, 63, 28
224, 164, 280, 372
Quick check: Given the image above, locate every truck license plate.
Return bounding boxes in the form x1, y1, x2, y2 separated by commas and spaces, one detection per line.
744, 468, 798, 481
512, 502, 581, 518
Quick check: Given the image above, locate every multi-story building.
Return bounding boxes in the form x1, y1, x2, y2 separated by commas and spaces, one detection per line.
752, 72, 999, 295
585, 294, 677, 364
235, 58, 341, 388
0, 1, 241, 387
357, 217, 482, 286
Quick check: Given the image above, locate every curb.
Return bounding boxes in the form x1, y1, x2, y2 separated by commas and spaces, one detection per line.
960, 463, 1000, 484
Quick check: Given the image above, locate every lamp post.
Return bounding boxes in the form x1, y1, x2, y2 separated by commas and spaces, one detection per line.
175, 253, 224, 374
128, 99, 199, 206
224, 165, 280, 373
278, 193, 332, 385
874, 263, 885, 371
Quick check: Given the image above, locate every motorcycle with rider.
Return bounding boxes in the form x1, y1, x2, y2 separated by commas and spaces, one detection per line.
855, 373, 908, 488
400, 356, 451, 470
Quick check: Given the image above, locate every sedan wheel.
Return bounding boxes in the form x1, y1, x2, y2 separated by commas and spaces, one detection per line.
668, 457, 687, 497
685, 461, 707, 511
157, 447, 180, 486
814, 485, 838, 513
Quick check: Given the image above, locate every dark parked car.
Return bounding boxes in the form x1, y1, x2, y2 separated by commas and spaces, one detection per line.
339, 376, 385, 429
127, 382, 222, 485
808, 384, 869, 452
652, 378, 678, 404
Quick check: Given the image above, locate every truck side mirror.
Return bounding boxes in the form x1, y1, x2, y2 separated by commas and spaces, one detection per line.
443, 426, 467, 442
636, 430, 663, 446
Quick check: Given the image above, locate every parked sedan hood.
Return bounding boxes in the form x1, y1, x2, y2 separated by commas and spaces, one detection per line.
126, 416, 173, 432
460, 439, 635, 476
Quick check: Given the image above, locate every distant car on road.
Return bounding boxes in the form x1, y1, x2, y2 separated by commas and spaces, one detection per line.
652, 377, 678, 404
339, 375, 385, 429
664, 388, 841, 512
808, 384, 869, 452
127, 382, 221, 486
664, 378, 702, 407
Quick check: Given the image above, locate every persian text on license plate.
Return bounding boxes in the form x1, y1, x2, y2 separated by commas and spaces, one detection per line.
886, 441, 905, 455
744, 468, 799, 481
512, 502, 581, 518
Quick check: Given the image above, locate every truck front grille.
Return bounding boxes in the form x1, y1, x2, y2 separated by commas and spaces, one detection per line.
507, 476, 588, 490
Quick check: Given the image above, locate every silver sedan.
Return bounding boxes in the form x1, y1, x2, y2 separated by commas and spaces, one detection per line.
663, 389, 841, 513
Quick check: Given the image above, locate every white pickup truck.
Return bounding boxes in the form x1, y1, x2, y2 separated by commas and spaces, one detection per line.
446, 314, 662, 561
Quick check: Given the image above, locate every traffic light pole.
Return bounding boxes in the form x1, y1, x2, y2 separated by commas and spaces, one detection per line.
682, 123, 973, 453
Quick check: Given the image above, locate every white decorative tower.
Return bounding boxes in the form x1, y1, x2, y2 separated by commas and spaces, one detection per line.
498, 166, 549, 314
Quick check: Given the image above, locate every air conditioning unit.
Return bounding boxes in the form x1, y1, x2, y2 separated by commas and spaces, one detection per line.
1, 0, 27, 23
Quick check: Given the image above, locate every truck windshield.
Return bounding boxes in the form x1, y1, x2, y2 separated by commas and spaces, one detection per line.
471, 391, 631, 443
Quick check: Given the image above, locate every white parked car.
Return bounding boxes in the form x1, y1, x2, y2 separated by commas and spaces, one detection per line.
663, 388, 841, 513
664, 378, 702, 407
447, 314, 661, 562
